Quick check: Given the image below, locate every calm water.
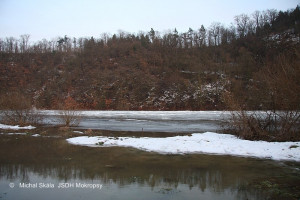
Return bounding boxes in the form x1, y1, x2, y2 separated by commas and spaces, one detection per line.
0, 135, 299, 200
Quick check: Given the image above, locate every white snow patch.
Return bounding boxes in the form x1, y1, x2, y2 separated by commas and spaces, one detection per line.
73, 131, 84, 134
66, 132, 300, 161
0, 124, 35, 130
0, 132, 27, 135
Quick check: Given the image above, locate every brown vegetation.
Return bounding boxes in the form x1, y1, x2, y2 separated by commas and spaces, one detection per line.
0, 6, 298, 111
0, 6, 300, 140
223, 51, 300, 141
0, 92, 42, 126
58, 96, 82, 127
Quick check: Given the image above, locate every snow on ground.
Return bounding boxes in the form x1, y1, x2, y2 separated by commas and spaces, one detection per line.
67, 132, 300, 161
73, 131, 84, 134
0, 132, 27, 135
0, 123, 35, 130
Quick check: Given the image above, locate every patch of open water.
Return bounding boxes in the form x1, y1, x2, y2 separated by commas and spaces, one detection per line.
0, 135, 299, 200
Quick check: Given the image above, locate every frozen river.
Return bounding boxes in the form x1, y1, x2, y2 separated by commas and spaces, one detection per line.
40, 110, 230, 133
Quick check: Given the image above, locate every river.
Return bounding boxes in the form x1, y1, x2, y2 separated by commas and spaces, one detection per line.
0, 111, 299, 199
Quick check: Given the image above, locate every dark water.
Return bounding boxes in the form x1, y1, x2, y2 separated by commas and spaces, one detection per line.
0, 135, 299, 200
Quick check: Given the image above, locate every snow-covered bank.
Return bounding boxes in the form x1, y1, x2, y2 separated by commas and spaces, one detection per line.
0, 123, 35, 130
67, 132, 300, 161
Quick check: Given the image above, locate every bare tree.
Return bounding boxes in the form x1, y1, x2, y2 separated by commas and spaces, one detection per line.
6, 37, 16, 53
209, 22, 222, 46
266, 9, 278, 26
234, 14, 251, 38
100, 33, 110, 46
72, 37, 77, 51
0, 38, 4, 52
198, 25, 207, 47
252, 10, 263, 33
260, 10, 270, 27
77, 37, 84, 52
20, 34, 30, 53
187, 27, 194, 48
14, 40, 19, 53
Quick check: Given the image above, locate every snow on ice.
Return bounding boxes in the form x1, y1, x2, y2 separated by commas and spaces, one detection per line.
0, 123, 35, 130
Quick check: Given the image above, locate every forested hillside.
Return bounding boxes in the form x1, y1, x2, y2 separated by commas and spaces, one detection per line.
0, 6, 299, 110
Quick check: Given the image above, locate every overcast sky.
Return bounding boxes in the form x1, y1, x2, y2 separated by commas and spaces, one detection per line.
0, 0, 299, 41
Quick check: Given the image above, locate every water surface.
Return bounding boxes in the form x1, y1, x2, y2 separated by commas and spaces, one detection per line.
1, 135, 299, 200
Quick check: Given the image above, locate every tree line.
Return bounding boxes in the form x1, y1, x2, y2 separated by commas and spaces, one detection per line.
0, 6, 299, 111
1, 7, 299, 54
0, 6, 300, 141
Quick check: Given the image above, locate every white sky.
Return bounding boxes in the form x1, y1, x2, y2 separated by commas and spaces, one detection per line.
0, 0, 299, 41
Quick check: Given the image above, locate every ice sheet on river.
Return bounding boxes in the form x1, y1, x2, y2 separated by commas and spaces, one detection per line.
67, 132, 300, 161
39, 110, 230, 120
39, 110, 228, 133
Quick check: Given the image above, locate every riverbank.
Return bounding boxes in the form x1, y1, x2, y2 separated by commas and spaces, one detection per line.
66, 132, 300, 162
1, 109, 300, 162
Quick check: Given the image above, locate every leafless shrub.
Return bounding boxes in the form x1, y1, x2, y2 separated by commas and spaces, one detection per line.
222, 91, 271, 140
57, 96, 82, 127
224, 106, 300, 141
223, 53, 300, 141
58, 109, 82, 127
0, 92, 42, 126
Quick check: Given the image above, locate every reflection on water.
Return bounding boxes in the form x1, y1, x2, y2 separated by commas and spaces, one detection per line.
0, 135, 299, 200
